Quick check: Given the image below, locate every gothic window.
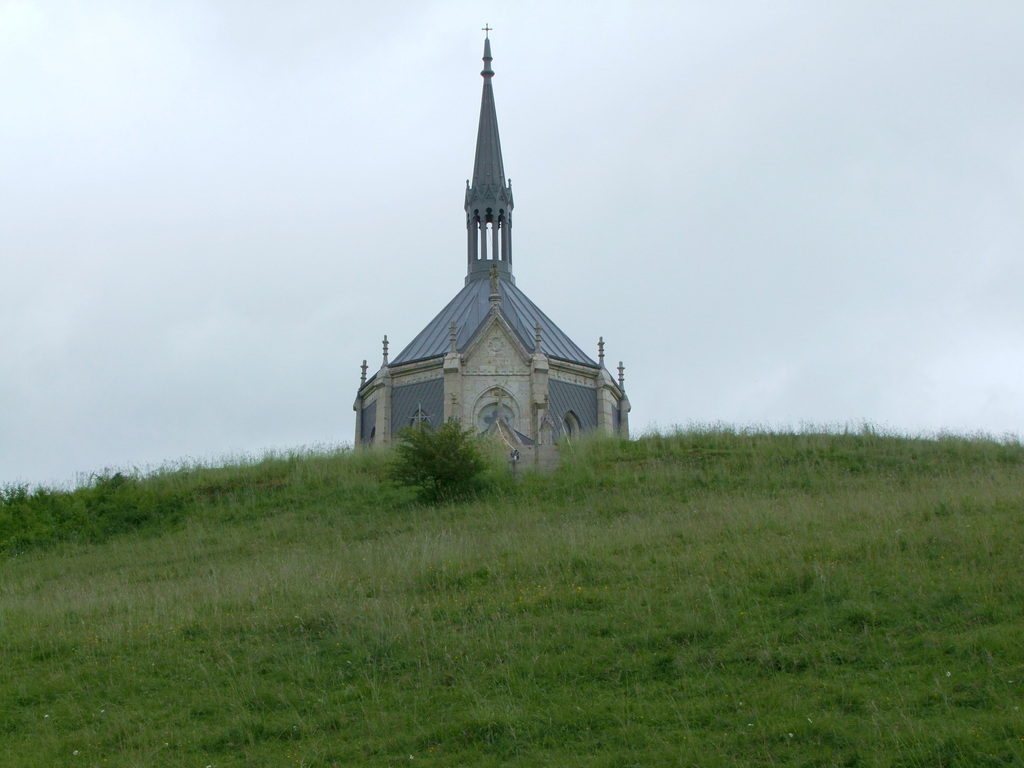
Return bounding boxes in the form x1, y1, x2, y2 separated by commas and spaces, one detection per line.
562, 411, 580, 440
478, 402, 515, 432
410, 405, 432, 428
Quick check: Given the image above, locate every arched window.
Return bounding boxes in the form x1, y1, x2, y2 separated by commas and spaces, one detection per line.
562, 411, 580, 440
478, 402, 515, 432
474, 388, 519, 434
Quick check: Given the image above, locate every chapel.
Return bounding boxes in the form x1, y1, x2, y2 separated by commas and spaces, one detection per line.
353, 35, 629, 465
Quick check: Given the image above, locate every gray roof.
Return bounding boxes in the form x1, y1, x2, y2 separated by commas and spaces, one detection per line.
391, 274, 598, 367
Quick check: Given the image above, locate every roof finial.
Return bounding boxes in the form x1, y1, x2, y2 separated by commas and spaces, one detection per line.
617, 361, 625, 389
535, 323, 543, 353
482, 23, 492, 39
449, 321, 458, 353
360, 359, 368, 386
598, 337, 605, 366
488, 264, 502, 313
382, 335, 389, 365
481, 27, 494, 78
489, 263, 500, 295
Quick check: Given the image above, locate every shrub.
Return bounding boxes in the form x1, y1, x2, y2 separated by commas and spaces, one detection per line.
0, 472, 188, 554
388, 420, 488, 503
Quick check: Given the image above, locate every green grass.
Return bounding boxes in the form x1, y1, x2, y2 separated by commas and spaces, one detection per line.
2, 429, 1024, 766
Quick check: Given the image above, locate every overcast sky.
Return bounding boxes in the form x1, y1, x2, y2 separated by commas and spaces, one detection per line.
3, 1, 1023, 487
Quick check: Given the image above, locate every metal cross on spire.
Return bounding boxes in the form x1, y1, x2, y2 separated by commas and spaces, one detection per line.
482, 23, 492, 38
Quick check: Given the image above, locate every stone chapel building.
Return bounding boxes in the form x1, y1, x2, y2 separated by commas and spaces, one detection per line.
354, 36, 629, 463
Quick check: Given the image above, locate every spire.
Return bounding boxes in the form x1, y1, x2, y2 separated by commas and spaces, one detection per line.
466, 32, 514, 285
473, 36, 504, 194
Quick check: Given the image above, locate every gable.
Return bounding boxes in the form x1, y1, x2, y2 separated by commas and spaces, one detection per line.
462, 316, 530, 376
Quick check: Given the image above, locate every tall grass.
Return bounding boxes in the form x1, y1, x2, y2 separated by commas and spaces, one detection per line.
0, 446, 408, 554
2, 429, 1023, 766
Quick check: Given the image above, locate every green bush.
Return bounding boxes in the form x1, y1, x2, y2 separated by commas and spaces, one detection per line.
388, 420, 488, 503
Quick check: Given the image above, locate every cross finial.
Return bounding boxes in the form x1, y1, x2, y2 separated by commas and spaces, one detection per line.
482, 23, 492, 38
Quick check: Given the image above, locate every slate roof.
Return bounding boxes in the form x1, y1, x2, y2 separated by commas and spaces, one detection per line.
391, 274, 598, 368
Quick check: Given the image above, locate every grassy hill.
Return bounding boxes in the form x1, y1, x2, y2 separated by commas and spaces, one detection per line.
2, 429, 1023, 766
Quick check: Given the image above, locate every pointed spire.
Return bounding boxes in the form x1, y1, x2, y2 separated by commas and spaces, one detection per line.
473, 36, 503, 189
466, 32, 514, 284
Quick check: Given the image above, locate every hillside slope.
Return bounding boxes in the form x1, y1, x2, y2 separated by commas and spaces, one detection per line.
2, 430, 1023, 766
